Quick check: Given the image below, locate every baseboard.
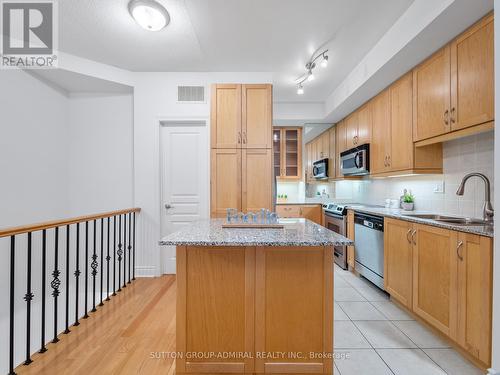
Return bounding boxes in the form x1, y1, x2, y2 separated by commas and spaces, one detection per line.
135, 266, 157, 278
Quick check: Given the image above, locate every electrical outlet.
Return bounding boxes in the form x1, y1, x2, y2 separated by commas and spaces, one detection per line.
433, 181, 445, 194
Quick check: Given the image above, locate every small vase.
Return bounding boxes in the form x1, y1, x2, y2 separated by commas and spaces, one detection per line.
402, 202, 414, 211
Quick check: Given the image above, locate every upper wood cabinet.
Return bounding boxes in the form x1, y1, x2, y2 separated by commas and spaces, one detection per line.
305, 141, 313, 182
211, 84, 272, 149
371, 89, 392, 175
273, 127, 302, 180
413, 13, 494, 144
242, 149, 272, 212
345, 112, 358, 149
345, 104, 372, 149
384, 218, 413, 309
328, 128, 336, 180
319, 131, 330, 159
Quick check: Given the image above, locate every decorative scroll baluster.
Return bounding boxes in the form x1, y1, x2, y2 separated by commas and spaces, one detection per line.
128, 212, 132, 284
91, 220, 98, 312
40, 230, 47, 353
133, 212, 136, 280
123, 214, 127, 289
74, 223, 80, 326
24, 232, 34, 365
51, 227, 61, 343
117, 215, 123, 292
64, 225, 70, 334
9, 236, 15, 375
113, 216, 117, 296
84, 222, 89, 319
106, 217, 111, 301
99, 218, 104, 306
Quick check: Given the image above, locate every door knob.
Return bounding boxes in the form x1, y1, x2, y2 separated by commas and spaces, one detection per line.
165, 204, 173, 209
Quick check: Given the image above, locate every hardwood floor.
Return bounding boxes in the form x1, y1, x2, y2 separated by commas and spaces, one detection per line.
16, 276, 177, 375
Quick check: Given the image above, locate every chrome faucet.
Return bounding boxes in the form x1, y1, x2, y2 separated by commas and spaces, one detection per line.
456, 173, 494, 222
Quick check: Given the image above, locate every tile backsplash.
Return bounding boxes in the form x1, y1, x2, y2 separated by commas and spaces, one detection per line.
335, 132, 494, 218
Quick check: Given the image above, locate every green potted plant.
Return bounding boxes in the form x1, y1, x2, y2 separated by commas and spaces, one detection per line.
401, 191, 415, 211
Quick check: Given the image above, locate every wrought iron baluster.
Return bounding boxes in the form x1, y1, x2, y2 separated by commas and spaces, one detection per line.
128, 212, 132, 284
123, 214, 127, 289
40, 230, 47, 353
24, 232, 33, 365
133, 212, 136, 280
74, 223, 80, 326
64, 225, 70, 334
84, 222, 89, 319
91, 220, 97, 312
51, 227, 61, 343
106, 217, 111, 301
9, 236, 15, 375
113, 216, 117, 296
118, 215, 123, 292
99, 218, 104, 306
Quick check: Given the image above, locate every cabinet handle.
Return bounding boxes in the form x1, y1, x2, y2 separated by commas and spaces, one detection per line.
457, 241, 464, 261
444, 110, 449, 125
406, 229, 412, 243
388, 155, 391, 166
299, 208, 303, 215
451, 107, 456, 123
355, 135, 359, 144
238, 131, 241, 144
384, 156, 388, 167
411, 230, 417, 245
242, 131, 247, 144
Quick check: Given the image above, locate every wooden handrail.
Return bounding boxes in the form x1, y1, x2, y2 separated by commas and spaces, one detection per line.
0, 207, 141, 238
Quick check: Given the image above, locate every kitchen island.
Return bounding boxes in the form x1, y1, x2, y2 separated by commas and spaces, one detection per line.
160, 218, 352, 375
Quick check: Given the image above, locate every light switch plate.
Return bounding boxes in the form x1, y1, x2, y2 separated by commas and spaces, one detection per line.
433, 181, 445, 194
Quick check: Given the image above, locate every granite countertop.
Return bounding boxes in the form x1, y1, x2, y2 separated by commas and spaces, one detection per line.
159, 218, 353, 247
348, 206, 494, 238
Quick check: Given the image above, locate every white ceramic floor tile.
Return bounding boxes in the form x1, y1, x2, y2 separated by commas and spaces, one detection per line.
334, 302, 350, 321
334, 364, 341, 375
334, 321, 371, 349
354, 321, 417, 349
334, 287, 366, 302
423, 349, 483, 375
371, 301, 414, 320
355, 286, 390, 302
393, 321, 450, 348
334, 275, 351, 288
338, 302, 387, 321
342, 274, 375, 289
335, 349, 392, 375
376, 349, 446, 375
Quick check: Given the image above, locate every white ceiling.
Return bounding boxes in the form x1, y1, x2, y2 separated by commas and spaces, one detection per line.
59, 0, 414, 102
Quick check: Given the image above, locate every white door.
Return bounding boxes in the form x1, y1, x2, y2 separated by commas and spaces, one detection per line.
160, 122, 209, 274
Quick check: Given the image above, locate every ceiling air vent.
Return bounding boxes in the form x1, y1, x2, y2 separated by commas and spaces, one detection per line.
177, 86, 205, 102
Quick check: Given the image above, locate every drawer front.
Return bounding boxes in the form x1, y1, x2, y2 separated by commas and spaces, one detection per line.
276, 205, 301, 218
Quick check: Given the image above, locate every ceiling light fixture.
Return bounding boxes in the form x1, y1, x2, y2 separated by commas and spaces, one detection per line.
294, 49, 328, 95
129, 0, 170, 31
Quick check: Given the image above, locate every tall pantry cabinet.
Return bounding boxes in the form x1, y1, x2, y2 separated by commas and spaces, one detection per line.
210, 84, 273, 217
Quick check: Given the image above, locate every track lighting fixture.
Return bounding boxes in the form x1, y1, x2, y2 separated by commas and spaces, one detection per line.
295, 49, 329, 95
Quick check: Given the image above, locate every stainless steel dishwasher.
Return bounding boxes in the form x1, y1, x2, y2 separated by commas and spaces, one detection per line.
354, 212, 385, 290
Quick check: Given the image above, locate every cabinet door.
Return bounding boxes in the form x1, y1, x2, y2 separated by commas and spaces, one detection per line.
306, 142, 313, 182
389, 73, 413, 172
283, 128, 301, 179
412, 224, 458, 338
276, 205, 301, 218
320, 131, 330, 159
211, 84, 242, 148
450, 14, 494, 131
335, 121, 346, 178
299, 205, 322, 224
371, 90, 391, 174
357, 103, 372, 146
345, 112, 358, 149
384, 218, 413, 308
456, 233, 492, 366
412, 46, 451, 141
242, 84, 272, 148
242, 149, 272, 212
272, 129, 282, 178
328, 128, 336, 179
346, 210, 355, 268
210, 149, 241, 217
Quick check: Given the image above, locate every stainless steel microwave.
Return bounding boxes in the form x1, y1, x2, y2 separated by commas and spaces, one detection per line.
340, 144, 370, 176
312, 158, 329, 179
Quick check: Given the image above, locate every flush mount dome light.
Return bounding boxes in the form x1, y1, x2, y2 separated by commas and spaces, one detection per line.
129, 0, 170, 31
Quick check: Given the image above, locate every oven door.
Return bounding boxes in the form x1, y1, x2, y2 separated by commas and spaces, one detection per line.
324, 211, 347, 270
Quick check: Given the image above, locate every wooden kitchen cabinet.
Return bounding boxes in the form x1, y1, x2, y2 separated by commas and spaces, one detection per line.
370, 89, 391, 174
273, 127, 302, 180
211, 84, 272, 149
412, 224, 458, 339
335, 120, 347, 178
345, 112, 358, 149
328, 128, 336, 180
346, 210, 355, 269
210, 149, 242, 216
242, 149, 272, 212
345, 104, 371, 149
384, 218, 413, 309
319, 131, 330, 159
305, 141, 313, 182
276, 204, 322, 224
456, 233, 493, 366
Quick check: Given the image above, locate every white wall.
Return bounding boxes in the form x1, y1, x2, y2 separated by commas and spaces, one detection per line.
0, 70, 70, 227
133, 72, 273, 277
68, 94, 134, 216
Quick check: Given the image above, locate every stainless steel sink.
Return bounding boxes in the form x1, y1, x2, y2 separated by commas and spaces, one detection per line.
402, 214, 491, 226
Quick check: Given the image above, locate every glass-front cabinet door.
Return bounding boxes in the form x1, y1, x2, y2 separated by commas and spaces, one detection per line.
273, 127, 302, 180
